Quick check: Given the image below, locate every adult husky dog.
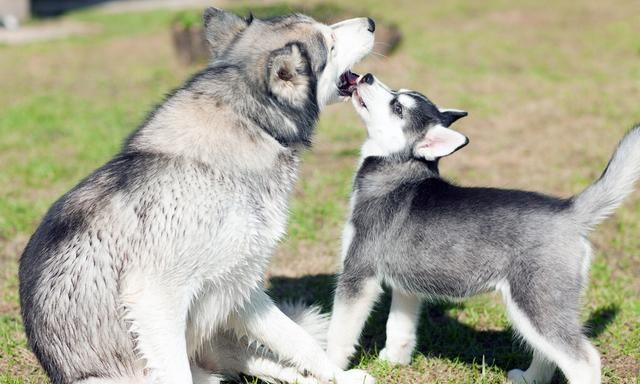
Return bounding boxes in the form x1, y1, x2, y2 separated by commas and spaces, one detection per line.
326, 74, 640, 384
19, 8, 375, 384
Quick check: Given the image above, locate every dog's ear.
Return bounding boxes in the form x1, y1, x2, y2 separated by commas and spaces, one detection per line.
415, 125, 469, 160
439, 109, 468, 127
203, 7, 251, 58
267, 44, 310, 106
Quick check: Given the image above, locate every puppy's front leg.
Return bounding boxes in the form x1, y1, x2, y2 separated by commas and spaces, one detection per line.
235, 289, 375, 384
327, 274, 382, 370
379, 289, 421, 365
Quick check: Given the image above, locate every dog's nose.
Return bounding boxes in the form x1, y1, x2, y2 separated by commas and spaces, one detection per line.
362, 73, 374, 85
367, 18, 376, 33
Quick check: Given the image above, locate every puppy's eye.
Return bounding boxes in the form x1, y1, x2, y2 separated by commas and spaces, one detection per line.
392, 101, 403, 118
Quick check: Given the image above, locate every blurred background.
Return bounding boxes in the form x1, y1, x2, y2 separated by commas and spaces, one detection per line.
0, 0, 638, 383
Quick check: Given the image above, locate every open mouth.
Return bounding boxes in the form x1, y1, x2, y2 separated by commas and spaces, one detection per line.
337, 70, 359, 97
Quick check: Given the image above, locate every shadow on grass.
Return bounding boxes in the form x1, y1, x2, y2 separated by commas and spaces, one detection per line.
267, 274, 619, 382
584, 304, 619, 338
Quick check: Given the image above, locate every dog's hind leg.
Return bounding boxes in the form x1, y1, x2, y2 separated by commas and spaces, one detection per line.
507, 350, 556, 384
378, 289, 421, 366
499, 277, 601, 384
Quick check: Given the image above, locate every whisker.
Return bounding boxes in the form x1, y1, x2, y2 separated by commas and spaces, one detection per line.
370, 51, 389, 59
362, 54, 385, 64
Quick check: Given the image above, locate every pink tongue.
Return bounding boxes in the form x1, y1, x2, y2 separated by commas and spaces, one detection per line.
346, 70, 359, 85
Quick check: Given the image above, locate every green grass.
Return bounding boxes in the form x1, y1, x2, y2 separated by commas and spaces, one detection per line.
1, 0, 639, 383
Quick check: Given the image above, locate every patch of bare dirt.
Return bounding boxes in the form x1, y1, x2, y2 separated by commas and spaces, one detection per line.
0, 20, 100, 45
601, 346, 640, 382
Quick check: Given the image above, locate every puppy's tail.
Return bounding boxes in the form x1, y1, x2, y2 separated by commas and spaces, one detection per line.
572, 125, 640, 231
278, 301, 330, 349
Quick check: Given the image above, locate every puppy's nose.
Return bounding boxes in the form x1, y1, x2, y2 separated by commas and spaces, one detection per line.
362, 73, 374, 85
367, 18, 376, 33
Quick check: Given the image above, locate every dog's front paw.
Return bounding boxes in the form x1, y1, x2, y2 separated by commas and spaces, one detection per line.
507, 369, 528, 384
378, 347, 412, 366
296, 375, 322, 384
335, 369, 375, 384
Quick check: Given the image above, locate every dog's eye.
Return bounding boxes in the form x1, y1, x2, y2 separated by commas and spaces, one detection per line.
392, 101, 403, 118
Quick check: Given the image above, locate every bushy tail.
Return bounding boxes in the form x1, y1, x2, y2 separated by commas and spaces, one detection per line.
208, 302, 329, 384
572, 125, 640, 231
246, 302, 330, 384
278, 301, 330, 349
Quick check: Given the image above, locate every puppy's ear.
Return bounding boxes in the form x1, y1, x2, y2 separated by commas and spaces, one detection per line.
203, 8, 251, 58
267, 44, 310, 106
415, 125, 469, 160
439, 109, 468, 127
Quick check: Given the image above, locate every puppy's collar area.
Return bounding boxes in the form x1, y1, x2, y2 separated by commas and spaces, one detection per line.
360, 154, 441, 176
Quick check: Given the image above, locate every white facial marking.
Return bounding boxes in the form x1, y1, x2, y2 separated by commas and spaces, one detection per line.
398, 94, 416, 108
349, 76, 408, 159
315, 18, 374, 109
352, 78, 469, 162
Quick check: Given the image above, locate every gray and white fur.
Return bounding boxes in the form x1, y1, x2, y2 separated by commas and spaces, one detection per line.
195, 302, 329, 384
19, 8, 376, 384
326, 73, 640, 384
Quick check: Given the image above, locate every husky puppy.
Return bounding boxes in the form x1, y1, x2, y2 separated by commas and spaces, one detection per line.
19, 8, 376, 384
326, 73, 640, 384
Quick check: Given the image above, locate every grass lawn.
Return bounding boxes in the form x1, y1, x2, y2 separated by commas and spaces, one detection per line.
1, 0, 639, 383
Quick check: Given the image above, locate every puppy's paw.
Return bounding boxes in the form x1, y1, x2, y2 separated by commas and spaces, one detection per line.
378, 347, 412, 366
327, 346, 355, 370
335, 369, 375, 384
507, 369, 528, 384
